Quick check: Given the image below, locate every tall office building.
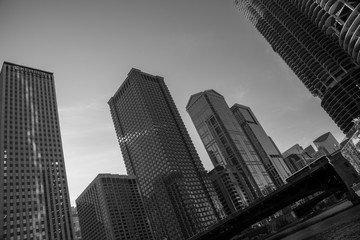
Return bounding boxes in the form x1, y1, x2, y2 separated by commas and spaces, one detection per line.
186, 90, 275, 201
76, 174, 153, 240
234, 0, 360, 134
108, 69, 223, 240
0, 62, 73, 239
231, 104, 291, 184
208, 165, 251, 215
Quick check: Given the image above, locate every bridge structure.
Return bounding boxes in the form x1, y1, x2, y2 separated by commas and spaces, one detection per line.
190, 152, 360, 240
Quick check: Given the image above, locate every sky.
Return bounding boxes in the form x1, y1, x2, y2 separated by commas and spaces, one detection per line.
0, 0, 345, 205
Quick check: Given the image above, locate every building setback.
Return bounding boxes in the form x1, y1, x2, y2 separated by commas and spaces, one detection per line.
234, 0, 360, 135
108, 69, 223, 240
186, 90, 275, 201
0, 62, 73, 240
76, 174, 153, 240
231, 104, 291, 185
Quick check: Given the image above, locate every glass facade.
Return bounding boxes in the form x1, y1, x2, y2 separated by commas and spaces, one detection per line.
108, 69, 223, 240
186, 90, 275, 201
0, 62, 73, 240
234, 0, 360, 134
231, 104, 291, 185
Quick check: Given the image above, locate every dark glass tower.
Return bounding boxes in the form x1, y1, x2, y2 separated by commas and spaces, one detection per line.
234, 0, 360, 134
231, 104, 291, 185
108, 69, 223, 240
186, 90, 276, 201
0, 62, 73, 240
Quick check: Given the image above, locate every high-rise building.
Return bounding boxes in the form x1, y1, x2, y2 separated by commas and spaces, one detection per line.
186, 90, 275, 201
0, 62, 74, 240
76, 174, 152, 240
313, 132, 341, 155
291, 1, 360, 65
208, 165, 251, 215
234, 0, 360, 134
108, 69, 223, 240
231, 104, 291, 184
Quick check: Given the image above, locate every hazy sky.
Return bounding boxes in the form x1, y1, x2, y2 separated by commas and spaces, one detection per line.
0, 0, 345, 205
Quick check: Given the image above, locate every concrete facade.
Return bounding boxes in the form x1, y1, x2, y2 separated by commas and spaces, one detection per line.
234, 0, 360, 134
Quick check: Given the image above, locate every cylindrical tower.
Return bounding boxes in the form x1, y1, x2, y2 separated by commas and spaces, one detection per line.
234, 0, 360, 134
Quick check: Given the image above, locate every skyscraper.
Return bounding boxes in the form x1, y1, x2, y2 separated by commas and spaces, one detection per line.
291, 1, 360, 64
186, 90, 275, 201
234, 0, 360, 134
108, 69, 223, 240
0, 62, 73, 240
208, 165, 251, 215
231, 104, 291, 184
76, 174, 153, 240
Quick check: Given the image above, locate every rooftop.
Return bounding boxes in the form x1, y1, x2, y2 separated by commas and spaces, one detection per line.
3, 61, 53, 75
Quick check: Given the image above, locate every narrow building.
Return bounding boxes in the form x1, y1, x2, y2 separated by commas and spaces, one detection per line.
71, 207, 82, 240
